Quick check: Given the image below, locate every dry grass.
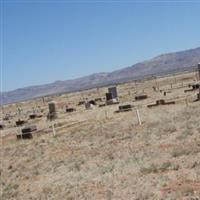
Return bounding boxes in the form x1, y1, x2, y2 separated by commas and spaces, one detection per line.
1, 72, 200, 199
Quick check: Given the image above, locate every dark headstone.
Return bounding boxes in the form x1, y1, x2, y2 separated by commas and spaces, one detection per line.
198, 63, 200, 80
17, 132, 33, 139
47, 101, 57, 120
29, 113, 37, 119
119, 104, 132, 111
115, 104, 132, 113
108, 87, 118, 99
106, 93, 113, 101
22, 125, 37, 133
94, 98, 102, 102
17, 125, 37, 139
0, 123, 5, 130
66, 108, 76, 113
135, 95, 148, 101
78, 101, 85, 106
156, 99, 165, 105
147, 99, 175, 108
16, 119, 26, 126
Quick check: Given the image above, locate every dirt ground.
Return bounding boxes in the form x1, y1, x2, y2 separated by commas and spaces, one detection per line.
1, 71, 200, 200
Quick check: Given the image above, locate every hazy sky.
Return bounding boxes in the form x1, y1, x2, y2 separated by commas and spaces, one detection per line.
1, 0, 200, 91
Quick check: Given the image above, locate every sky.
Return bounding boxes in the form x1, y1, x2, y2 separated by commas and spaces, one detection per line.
1, 0, 200, 92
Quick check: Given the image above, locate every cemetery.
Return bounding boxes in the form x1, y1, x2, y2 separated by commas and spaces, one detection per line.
1, 65, 200, 199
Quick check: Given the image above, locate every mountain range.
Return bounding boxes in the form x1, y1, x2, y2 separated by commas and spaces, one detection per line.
1, 47, 200, 105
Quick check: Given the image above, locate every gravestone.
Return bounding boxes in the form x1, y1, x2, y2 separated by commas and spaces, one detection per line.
198, 63, 200, 100
0, 122, 5, 130
119, 104, 132, 112
29, 113, 37, 119
106, 93, 113, 101
66, 108, 76, 113
16, 119, 26, 126
135, 94, 148, 101
198, 63, 200, 80
47, 101, 57, 120
17, 125, 37, 139
108, 87, 118, 99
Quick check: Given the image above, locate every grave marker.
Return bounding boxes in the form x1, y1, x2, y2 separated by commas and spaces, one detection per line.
135, 94, 148, 101
16, 125, 37, 139
115, 104, 133, 113
106, 93, 113, 101
16, 119, 26, 126
108, 87, 118, 99
47, 101, 57, 120
198, 63, 200, 100
147, 99, 175, 108
47, 101, 57, 137
136, 108, 142, 126
0, 122, 5, 130
66, 107, 76, 113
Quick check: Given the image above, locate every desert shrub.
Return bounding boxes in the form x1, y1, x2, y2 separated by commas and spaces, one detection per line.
176, 130, 193, 140
140, 161, 174, 174
160, 161, 172, 172
171, 146, 200, 158
171, 148, 191, 157
2, 183, 19, 199
140, 164, 159, 174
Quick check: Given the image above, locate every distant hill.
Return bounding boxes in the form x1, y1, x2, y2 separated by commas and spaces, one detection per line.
1, 47, 200, 104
